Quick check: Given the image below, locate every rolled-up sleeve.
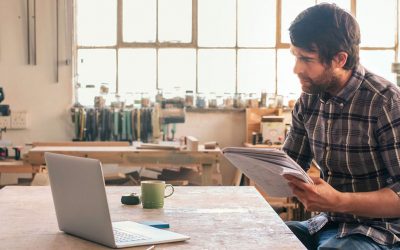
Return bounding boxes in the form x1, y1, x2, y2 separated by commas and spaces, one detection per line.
376, 92, 400, 197
283, 98, 313, 171
388, 182, 400, 198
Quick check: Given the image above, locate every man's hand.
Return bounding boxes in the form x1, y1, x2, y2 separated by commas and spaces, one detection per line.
283, 175, 344, 213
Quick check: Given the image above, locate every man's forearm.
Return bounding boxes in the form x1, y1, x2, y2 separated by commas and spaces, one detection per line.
338, 188, 400, 218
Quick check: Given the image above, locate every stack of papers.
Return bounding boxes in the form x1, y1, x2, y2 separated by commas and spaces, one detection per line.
222, 147, 313, 197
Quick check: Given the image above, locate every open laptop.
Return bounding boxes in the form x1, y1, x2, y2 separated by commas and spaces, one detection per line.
45, 152, 190, 248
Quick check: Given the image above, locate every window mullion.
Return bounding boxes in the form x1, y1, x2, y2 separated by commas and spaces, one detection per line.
351, 0, 356, 17
117, 0, 123, 93
156, 0, 159, 89
235, 0, 238, 94
275, 0, 281, 96
395, 0, 399, 62
194, 0, 198, 93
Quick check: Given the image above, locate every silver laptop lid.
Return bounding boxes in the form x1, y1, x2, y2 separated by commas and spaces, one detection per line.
45, 152, 116, 247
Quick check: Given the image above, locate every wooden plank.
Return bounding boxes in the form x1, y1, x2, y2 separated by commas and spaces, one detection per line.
0, 164, 41, 173
165, 180, 189, 186
28, 148, 128, 165
186, 136, 199, 151
28, 146, 220, 166
104, 172, 126, 181
136, 143, 181, 150
27, 146, 221, 185
32, 141, 130, 147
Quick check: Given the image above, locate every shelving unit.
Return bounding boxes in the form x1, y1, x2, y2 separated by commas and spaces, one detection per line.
245, 108, 283, 144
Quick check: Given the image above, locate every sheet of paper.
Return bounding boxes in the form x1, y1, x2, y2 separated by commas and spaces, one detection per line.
224, 154, 290, 197
223, 147, 314, 197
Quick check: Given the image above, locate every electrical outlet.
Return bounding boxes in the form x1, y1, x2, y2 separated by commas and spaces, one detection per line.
0, 116, 10, 129
11, 111, 27, 129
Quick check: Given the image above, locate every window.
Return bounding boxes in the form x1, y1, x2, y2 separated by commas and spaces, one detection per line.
75, 0, 400, 106
122, 0, 156, 43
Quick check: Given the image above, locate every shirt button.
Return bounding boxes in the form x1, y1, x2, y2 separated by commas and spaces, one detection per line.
326, 146, 330, 151
328, 171, 332, 175
339, 103, 344, 108
327, 120, 332, 124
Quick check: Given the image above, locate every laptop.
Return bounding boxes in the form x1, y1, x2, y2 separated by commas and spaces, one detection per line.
45, 152, 190, 248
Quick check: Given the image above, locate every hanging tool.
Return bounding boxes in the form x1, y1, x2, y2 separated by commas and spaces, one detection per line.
113, 109, 119, 140
55, 0, 59, 82
79, 108, 86, 141
137, 109, 141, 142
64, 0, 72, 65
26, 0, 37, 65
171, 123, 176, 141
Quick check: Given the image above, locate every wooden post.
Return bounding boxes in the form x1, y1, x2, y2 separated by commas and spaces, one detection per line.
186, 136, 199, 151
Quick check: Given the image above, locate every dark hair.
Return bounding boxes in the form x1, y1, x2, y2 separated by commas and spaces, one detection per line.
289, 3, 360, 70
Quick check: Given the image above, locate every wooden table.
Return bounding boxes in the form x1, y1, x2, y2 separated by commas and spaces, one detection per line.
0, 160, 41, 174
0, 160, 41, 185
27, 146, 221, 185
0, 186, 305, 249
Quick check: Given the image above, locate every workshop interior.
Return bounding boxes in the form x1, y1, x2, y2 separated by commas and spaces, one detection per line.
1, 1, 400, 249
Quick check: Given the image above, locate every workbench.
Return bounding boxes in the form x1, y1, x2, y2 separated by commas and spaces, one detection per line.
0, 186, 306, 249
27, 145, 221, 185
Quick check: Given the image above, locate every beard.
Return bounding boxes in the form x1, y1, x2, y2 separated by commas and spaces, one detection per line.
298, 66, 341, 95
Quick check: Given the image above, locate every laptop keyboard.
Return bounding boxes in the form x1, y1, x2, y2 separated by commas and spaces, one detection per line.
113, 228, 151, 243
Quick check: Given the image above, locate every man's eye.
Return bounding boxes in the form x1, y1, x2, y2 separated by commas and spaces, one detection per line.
300, 58, 312, 62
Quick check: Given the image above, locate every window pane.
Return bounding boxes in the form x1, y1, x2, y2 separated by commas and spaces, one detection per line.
158, 49, 196, 92
118, 49, 156, 94
237, 49, 275, 93
357, 0, 396, 47
123, 0, 156, 43
198, 49, 236, 93
360, 50, 396, 83
277, 49, 301, 96
281, 0, 314, 44
77, 49, 116, 105
76, 87, 98, 106
77, 0, 116, 46
238, 0, 275, 47
316, 0, 350, 12
198, 0, 236, 47
158, 0, 192, 43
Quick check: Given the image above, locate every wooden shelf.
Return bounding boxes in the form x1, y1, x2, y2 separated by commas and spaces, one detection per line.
245, 108, 283, 144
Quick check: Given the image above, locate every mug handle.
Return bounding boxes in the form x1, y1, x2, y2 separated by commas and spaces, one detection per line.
164, 184, 174, 198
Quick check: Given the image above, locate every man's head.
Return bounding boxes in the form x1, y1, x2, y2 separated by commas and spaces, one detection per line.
289, 3, 360, 94
289, 3, 360, 70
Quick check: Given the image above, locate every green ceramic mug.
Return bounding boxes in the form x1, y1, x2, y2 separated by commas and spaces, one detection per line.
140, 180, 174, 209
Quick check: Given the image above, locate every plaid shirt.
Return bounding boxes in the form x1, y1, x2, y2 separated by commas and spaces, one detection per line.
283, 64, 400, 246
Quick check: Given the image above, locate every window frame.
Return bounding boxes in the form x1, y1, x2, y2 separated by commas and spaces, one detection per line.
74, 0, 400, 99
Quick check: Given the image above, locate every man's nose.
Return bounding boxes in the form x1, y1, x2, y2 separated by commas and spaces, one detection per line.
293, 59, 302, 75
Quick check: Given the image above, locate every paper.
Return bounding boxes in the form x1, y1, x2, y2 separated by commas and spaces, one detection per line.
223, 147, 313, 197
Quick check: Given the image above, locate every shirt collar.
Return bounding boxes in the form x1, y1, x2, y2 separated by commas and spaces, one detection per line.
319, 64, 365, 105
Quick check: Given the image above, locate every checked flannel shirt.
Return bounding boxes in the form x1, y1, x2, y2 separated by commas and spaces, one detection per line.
283, 64, 400, 246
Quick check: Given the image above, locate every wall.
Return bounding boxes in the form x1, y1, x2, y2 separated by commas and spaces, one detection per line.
0, 0, 250, 184
0, 0, 74, 147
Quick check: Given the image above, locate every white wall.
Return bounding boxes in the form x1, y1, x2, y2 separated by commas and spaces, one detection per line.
177, 111, 246, 147
0, 0, 74, 147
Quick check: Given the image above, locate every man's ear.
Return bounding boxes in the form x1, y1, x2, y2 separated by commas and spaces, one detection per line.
333, 52, 348, 68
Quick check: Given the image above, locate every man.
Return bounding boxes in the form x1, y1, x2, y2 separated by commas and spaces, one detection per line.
282, 3, 400, 249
